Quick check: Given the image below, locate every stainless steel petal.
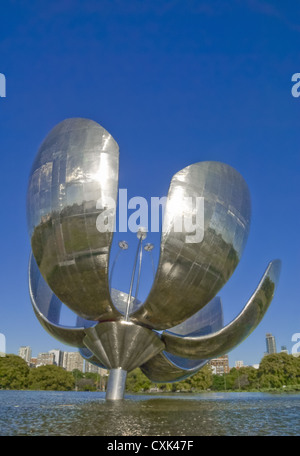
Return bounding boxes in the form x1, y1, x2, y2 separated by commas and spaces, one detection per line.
79, 347, 107, 369
110, 288, 141, 315
132, 161, 251, 330
141, 295, 223, 382
140, 352, 208, 383
168, 296, 223, 336
162, 259, 281, 359
29, 252, 87, 348
27, 118, 121, 320
83, 321, 165, 371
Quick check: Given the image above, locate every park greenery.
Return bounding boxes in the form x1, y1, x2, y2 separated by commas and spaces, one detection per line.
0, 353, 299, 393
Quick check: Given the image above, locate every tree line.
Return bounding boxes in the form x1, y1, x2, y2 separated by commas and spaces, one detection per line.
0, 353, 299, 392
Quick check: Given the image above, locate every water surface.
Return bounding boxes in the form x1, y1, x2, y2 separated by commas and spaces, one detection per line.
0, 390, 299, 436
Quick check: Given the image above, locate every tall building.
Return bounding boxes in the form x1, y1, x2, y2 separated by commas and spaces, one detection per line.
30, 357, 37, 368
280, 345, 288, 354
266, 333, 277, 354
235, 360, 244, 369
0, 333, 5, 357
36, 352, 55, 367
209, 355, 230, 375
85, 361, 108, 376
85, 361, 100, 374
49, 349, 63, 367
63, 351, 84, 372
18, 346, 32, 364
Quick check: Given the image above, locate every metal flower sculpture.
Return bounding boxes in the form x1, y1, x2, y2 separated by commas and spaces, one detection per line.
27, 118, 281, 400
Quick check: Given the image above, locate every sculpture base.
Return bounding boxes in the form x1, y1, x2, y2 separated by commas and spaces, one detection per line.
106, 368, 127, 400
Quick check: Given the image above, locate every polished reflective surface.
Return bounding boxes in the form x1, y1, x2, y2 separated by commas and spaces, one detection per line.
110, 288, 141, 315
27, 118, 121, 321
27, 118, 281, 396
132, 161, 251, 329
141, 297, 223, 382
83, 321, 164, 372
29, 252, 88, 348
162, 260, 281, 359
168, 296, 223, 337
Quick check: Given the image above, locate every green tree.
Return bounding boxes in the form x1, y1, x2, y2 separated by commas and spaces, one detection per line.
76, 378, 97, 391
241, 366, 259, 389
0, 355, 29, 389
153, 365, 213, 393
155, 382, 172, 392
230, 367, 258, 390
126, 369, 153, 392
85, 372, 98, 381
170, 380, 190, 392
28, 365, 75, 390
72, 368, 84, 380
73, 371, 100, 391
211, 374, 226, 391
258, 353, 300, 388
211, 366, 258, 391
190, 364, 213, 390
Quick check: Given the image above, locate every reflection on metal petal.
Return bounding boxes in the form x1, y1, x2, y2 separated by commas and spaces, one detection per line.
26, 118, 282, 400
141, 296, 224, 382
29, 252, 87, 347
83, 321, 165, 372
110, 288, 141, 315
79, 347, 107, 370
162, 260, 281, 359
167, 296, 223, 336
140, 352, 208, 383
132, 161, 251, 330
27, 118, 121, 321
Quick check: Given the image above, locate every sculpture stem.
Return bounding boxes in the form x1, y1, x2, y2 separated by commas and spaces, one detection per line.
125, 237, 142, 321
134, 238, 144, 301
150, 251, 155, 279
106, 368, 127, 400
109, 249, 122, 292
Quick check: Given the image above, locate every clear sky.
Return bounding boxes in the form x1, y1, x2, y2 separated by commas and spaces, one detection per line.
0, 0, 299, 367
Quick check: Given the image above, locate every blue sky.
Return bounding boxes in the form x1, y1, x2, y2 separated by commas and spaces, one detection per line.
0, 0, 299, 367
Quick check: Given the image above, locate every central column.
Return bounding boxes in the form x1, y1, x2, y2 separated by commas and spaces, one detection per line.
106, 368, 128, 400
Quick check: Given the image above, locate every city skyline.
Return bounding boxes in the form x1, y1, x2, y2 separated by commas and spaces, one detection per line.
17, 345, 107, 374
15, 335, 293, 371
0, 2, 299, 369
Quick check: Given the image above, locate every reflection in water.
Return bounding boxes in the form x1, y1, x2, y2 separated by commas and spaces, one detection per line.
0, 391, 299, 436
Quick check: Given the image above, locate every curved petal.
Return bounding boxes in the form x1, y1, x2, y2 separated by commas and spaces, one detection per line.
141, 295, 224, 382
27, 118, 121, 321
110, 289, 142, 316
79, 347, 107, 369
132, 161, 251, 330
140, 352, 208, 383
29, 252, 88, 348
162, 260, 281, 359
167, 296, 223, 336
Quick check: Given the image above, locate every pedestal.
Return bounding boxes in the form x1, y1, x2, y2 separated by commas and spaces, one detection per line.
106, 368, 127, 400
